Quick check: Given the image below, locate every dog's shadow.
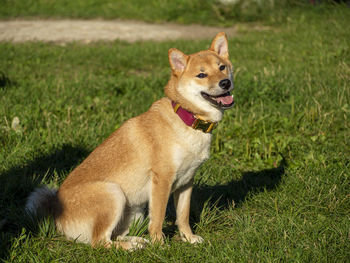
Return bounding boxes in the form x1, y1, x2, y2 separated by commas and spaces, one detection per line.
165, 158, 286, 237
0, 144, 90, 259
0, 143, 286, 257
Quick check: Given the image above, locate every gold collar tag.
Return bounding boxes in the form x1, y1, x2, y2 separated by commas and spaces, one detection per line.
192, 118, 217, 133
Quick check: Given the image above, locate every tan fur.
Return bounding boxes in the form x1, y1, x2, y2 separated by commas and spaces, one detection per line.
26, 32, 234, 249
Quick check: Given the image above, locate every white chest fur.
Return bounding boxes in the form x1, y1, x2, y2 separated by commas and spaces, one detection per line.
171, 129, 212, 191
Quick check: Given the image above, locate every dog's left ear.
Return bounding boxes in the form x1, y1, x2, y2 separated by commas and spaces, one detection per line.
210, 32, 229, 59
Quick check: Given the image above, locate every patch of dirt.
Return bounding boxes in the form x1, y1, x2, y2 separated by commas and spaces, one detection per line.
0, 19, 270, 43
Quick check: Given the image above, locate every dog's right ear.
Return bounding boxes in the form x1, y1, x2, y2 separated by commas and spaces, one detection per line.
168, 48, 188, 75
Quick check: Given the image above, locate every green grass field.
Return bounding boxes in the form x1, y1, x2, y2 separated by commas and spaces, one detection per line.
0, 0, 306, 25
1, 3, 350, 262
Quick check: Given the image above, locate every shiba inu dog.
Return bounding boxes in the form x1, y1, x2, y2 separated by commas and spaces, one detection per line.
26, 32, 234, 250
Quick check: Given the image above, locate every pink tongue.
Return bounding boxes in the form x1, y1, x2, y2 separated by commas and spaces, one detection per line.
215, 95, 233, 105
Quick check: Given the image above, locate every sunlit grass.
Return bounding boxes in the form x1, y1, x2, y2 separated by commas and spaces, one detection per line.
0, 6, 349, 262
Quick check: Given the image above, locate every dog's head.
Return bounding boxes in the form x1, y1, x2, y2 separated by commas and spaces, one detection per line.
165, 32, 234, 122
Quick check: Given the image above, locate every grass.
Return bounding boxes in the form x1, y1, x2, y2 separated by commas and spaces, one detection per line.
1, 4, 350, 263
0, 0, 338, 25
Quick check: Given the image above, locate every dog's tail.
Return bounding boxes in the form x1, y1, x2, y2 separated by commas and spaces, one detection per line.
25, 186, 58, 218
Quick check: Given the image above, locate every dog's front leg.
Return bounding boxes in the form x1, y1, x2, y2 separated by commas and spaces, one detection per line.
173, 180, 204, 244
148, 171, 172, 244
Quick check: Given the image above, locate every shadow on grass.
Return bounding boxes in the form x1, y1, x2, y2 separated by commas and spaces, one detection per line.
0, 144, 286, 255
195, 158, 286, 209
165, 158, 287, 236
0, 71, 15, 90
0, 144, 89, 260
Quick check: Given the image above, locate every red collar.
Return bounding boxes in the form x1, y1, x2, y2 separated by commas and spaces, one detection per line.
171, 101, 217, 133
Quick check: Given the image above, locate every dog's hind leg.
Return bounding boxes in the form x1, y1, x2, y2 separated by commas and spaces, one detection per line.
56, 182, 147, 250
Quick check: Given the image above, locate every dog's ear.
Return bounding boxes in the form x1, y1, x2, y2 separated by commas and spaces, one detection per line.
210, 32, 229, 59
168, 48, 188, 75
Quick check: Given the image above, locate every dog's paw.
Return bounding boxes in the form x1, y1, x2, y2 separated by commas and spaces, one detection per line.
116, 236, 149, 251
150, 232, 165, 245
129, 237, 148, 250
181, 234, 204, 244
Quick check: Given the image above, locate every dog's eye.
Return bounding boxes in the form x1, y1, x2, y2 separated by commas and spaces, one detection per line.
196, 73, 207, 79
219, 65, 226, 71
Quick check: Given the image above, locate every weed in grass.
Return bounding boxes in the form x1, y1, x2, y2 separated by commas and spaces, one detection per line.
128, 217, 149, 238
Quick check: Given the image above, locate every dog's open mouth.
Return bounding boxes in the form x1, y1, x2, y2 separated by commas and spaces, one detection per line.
201, 91, 234, 109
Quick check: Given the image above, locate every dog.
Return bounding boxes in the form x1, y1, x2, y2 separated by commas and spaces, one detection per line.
26, 32, 234, 250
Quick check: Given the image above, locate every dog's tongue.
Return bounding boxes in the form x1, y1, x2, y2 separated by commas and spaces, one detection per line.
215, 94, 233, 105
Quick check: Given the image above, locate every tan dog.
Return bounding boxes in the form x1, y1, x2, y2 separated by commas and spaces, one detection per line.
26, 32, 234, 250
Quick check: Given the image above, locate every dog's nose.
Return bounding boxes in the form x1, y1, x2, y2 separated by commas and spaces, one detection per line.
219, 79, 231, 90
